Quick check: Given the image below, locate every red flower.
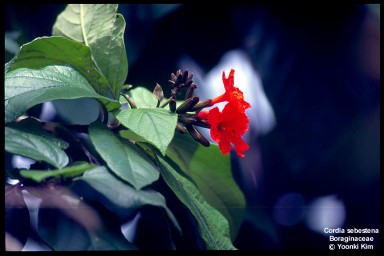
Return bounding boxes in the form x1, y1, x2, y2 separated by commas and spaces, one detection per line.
198, 102, 249, 157
210, 69, 251, 110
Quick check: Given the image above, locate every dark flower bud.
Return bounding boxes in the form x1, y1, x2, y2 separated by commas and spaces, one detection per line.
182, 69, 189, 82
178, 114, 198, 124
193, 120, 211, 129
176, 122, 186, 134
169, 69, 195, 91
185, 83, 198, 99
171, 73, 177, 82
184, 80, 193, 88
176, 96, 199, 114
191, 99, 212, 111
169, 98, 176, 112
176, 73, 183, 85
186, 125, 210, 147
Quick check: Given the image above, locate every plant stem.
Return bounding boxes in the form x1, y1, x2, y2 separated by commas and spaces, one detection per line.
120, 93, 137, 109
160, 96, 174, 108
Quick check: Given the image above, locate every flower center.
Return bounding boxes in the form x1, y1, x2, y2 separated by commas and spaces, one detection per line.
218, 122, 226, 132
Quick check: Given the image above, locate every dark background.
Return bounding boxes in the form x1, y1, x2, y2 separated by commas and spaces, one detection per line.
4, 4, 380, 251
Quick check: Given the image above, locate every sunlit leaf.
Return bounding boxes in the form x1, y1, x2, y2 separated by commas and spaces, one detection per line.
88, 121, 159, 190
53, 4, 128, 98
5, 36, 116, 100
115, 108, 177, 155
4, 65, 120, 123
119, 87, 158, 108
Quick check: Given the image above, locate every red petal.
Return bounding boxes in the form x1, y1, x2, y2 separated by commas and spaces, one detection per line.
217, 136, 232, 155
220, 103, 249, 136
233, 136, 249, 157
207, 107, 222, 126
207, 107, 222, 142
231, 88, 251, 110
222, 69, 235, 91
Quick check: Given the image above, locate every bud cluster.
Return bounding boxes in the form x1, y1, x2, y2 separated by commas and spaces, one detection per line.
156, 69, 213, 147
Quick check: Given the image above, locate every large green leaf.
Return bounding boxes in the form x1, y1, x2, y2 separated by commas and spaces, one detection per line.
52, 4, 128, 98
5, 60, 13, 74
19, 162, 97, 183
166, 133, 245, 240
5, 126, 69, 169
88, 121, 159, 190
75, 166, 181, 233
119, 87, 158, 108
115, 108, 178, 155
118, 129, 149, 145
156, 154, 236, 250
4, 65, 120, 123
7, 117, 69, 149
6, 36, 115, 99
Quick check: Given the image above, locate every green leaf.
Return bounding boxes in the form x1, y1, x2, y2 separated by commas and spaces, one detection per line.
88, 121, 159, 190
119, 129, 149, 144
75, 166, 181, 233
115, 108, 178, 155
19, 162, 97, 183
5, 59, 13, 74
5, 126, 69, 169
5, 36, 116, 100
166, 133, 246, 240
119, 87, 158, 108
4, 65, 120, 123
100, 13, 128, 96
7, 117, 69, 149
53, 4, 128, 98
156, 154, 236, 250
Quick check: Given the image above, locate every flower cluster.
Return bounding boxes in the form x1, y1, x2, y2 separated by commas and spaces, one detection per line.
197, 69, 250, 157
160, 68, 250, 157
